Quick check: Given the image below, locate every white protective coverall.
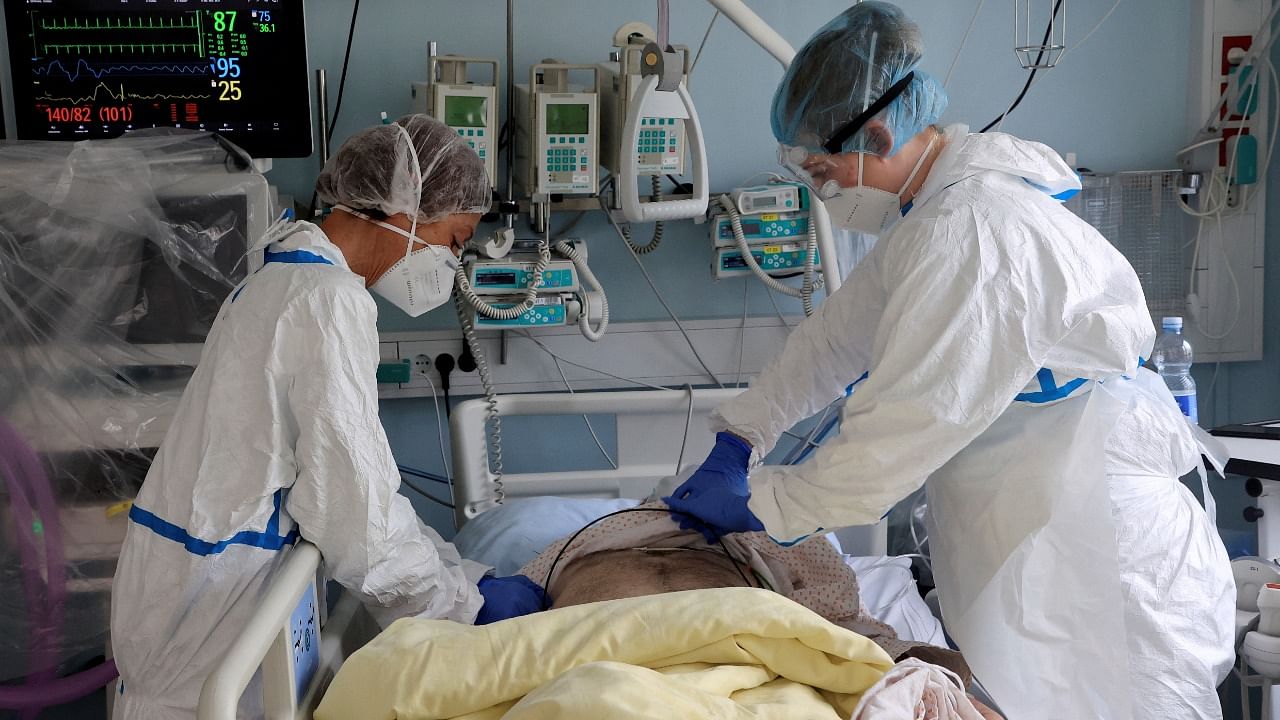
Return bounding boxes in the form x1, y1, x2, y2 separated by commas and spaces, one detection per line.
110, 221, 486, 719
715, 125, 1234, 720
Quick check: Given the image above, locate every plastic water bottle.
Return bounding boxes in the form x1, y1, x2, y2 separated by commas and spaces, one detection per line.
1151, 316, 1198, 423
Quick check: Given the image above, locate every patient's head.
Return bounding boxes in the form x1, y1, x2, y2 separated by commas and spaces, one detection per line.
549, 546, 758, 609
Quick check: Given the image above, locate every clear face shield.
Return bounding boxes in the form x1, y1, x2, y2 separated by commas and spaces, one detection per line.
777, 70, 916, 198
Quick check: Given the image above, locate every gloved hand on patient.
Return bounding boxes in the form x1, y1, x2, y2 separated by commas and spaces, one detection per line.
475, 574, 544, 624
663, 432, 764, 543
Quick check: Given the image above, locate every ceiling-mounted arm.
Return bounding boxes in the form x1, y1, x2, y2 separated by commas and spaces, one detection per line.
704, 0, 796, 69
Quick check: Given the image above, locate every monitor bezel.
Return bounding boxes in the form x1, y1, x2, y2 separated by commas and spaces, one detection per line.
0, 0, 314, 159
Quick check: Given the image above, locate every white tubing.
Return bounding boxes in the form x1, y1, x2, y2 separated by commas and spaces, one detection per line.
810, 200, 842, 294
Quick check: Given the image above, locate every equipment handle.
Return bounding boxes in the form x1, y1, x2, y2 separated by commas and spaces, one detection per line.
619, 74, 708, 223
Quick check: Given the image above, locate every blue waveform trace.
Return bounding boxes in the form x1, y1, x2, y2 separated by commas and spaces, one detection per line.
34, 58, 211, 82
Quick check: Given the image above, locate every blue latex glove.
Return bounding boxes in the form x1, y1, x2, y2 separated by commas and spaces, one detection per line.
475, 574, 544, 625
663, 432, 765, 543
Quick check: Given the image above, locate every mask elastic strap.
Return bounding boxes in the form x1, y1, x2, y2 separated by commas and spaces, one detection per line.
334, 204, 429, 248
897, 129, 940, 197
395, 124, 425, 265
853, 129, 935, 195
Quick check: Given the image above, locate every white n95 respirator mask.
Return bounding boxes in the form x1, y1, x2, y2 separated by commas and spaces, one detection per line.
817, 131, 938, 236
369, 242, 458, 317
338, 205, 458, 317
819, 179, 902, 236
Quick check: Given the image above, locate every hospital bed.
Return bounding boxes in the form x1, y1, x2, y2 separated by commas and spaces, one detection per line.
196, 388, 901, 719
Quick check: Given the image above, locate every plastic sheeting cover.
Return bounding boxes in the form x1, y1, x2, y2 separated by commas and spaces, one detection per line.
0, 130, 270, 689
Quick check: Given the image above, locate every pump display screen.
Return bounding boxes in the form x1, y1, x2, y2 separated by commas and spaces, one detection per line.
444, 95, 486, 128
3, 0, 312, 158
476, 271, 515, 286
545, 103, 588, 135
719, 221, 761, 239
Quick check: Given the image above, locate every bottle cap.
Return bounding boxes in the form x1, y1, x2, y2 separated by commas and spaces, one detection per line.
1162, 316, 1183, 331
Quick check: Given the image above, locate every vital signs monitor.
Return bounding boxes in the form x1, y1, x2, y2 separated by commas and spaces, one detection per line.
2, 0, 312, 158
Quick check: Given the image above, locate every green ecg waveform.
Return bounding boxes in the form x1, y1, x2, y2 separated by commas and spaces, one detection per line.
40, 16, 198, 31
36, 13, 202, 56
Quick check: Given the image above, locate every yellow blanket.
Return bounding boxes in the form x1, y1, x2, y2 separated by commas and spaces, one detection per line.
315, 587, 894, 720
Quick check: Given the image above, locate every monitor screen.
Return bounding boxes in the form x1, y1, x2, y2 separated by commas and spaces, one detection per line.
545, 103, 588, 135
126, 192, 251, 344
3, 0, 312, 158
444, 95, 486, 128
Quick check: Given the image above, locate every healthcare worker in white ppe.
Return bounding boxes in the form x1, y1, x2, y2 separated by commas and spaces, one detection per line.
666, 4, 1235, 718
111, 114, 542, 719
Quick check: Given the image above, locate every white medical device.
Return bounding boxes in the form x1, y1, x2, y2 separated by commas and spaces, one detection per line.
730, 184, 805, 215
515, 63, 600, 198
600, 23, 689, 180
468, 253, 580, 297
411, 55, 500, 187
1212, 424, 1280, 718
1261, 582, 1280, 635
711, 180, 822, 314
598, 24, 708, 223
1240, 565, 1280, 714
458, 239, 606, 335
710, 182, 820, 277
713, 239, 819, 280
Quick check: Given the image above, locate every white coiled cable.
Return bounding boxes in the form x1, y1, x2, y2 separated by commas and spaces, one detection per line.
554, 240, 609, 342
450, 230, 553, 504
452, 292, 506, 504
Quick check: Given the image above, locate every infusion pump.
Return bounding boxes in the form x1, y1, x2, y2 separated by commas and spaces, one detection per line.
461, 239, 601, 330
598, 23, 690, 179
710, 182, 821, 280
514, 62, 601, 198
411, 55, 499, 186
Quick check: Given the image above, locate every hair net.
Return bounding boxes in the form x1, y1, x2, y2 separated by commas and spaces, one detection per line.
770, 1, 948, 157
316, 113, 491, 224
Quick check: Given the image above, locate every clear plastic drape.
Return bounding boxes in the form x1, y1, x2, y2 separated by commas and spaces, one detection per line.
0, 130, 268, 703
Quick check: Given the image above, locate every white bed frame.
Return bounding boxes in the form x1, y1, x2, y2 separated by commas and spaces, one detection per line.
196, 388, 886, 719
451, 388, 738, 523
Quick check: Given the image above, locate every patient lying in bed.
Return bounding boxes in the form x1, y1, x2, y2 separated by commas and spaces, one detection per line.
519, 499, 991, 709
316, 498, 1002, 720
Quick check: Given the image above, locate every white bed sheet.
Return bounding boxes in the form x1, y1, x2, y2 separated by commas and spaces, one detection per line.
844, 555, 947, 647
453, 496, 946, 645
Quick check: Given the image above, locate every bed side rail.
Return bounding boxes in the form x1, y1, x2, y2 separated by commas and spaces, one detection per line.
198, 541, 323, 720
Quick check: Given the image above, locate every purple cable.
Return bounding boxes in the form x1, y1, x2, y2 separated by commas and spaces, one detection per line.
2, 419, 68, 717
0, 425, 49, 717
0, 419, 116, 712
0, 660, 118, 711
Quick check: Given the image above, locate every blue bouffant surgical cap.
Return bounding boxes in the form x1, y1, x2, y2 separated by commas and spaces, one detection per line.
771, 1, 948, 157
